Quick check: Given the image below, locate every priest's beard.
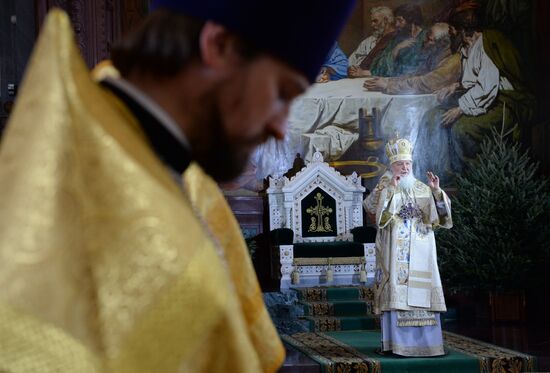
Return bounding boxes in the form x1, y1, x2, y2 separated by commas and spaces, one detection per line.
396, 172, 416, 192
187, 88, 258, 182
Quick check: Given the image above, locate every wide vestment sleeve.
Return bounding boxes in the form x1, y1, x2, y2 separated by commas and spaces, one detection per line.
182, 163, 285, 373
363, 172, 392, 216
435, 190, 453, 228
0, 9, 275, 373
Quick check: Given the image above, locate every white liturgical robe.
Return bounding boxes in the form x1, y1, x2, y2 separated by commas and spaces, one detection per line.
364, 172, 452, 315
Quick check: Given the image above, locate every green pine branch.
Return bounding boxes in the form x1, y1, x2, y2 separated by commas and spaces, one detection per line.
437, 126, 550, 293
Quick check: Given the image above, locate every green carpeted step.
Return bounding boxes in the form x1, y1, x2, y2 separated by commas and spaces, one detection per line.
301, 300, 373, 317
303, 315, 380, 332
294, 286, 375, 302
282, 330, 538, 373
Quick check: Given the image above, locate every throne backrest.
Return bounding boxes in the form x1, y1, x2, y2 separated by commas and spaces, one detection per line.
267, 151, 365, 243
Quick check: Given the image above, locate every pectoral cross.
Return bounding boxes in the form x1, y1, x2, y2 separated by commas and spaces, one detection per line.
306, 193, 333, 232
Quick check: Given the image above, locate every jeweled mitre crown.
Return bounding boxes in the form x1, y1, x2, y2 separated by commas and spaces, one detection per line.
385, 138, 413, 164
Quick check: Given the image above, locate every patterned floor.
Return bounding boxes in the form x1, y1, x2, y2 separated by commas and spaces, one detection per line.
282, 330, 537, 373
276, 286, 546, 372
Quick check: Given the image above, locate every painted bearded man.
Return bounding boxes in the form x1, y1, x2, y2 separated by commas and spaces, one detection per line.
364, 138, 452, 356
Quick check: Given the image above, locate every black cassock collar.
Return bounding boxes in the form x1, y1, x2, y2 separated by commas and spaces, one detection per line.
100, 79, 191, 175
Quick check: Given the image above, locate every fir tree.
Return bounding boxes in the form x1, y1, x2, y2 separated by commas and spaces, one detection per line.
437, 126, 550, 293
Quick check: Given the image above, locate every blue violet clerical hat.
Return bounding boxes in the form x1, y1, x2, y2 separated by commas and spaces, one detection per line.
151, 0, 357, 83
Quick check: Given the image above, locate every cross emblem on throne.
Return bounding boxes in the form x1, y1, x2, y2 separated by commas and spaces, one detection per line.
306, 193, 333, 233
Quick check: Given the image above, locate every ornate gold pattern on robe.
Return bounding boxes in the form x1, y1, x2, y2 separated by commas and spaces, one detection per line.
0, 9, 283, 372
364, 172, 452, 315
183, 164, 285, 372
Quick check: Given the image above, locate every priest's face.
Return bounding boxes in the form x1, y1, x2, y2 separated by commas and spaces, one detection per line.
391, 160, 412, 178
190, 56, 308, 182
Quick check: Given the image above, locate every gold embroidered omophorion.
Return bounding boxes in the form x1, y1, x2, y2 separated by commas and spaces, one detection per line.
0, 9, 283, 373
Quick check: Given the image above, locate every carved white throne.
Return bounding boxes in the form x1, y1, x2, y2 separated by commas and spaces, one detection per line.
267, 151, 376, 290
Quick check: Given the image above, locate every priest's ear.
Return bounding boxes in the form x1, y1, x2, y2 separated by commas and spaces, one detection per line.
199, 21, 255, 73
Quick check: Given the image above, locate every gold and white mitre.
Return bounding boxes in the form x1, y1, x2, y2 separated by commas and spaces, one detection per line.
385, 138, 413, 164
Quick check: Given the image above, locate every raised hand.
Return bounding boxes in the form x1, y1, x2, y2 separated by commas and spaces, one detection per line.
426, 171, 440, 190
391, 174, 401, 187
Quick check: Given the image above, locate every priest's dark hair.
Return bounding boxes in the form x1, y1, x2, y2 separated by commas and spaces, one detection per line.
111, 10, 259, 78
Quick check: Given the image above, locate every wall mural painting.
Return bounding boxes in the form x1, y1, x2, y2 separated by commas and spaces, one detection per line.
221, 0, 537, 193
